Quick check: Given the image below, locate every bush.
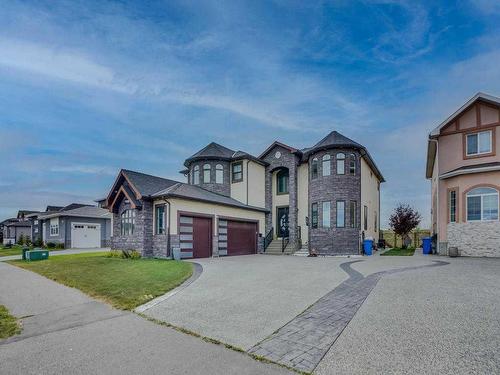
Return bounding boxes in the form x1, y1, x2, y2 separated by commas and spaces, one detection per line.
17, 234, 25, 246
33, 238, 43, 248
46, 242, 56, 249
106, 250, 142, 259
55, 243, 65, 249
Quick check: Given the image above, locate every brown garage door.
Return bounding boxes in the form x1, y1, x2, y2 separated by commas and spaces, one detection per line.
179, 216, 212, 258
226, 220, 257, 256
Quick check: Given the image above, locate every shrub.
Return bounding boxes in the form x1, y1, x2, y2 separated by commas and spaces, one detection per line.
55, 243, 65, 249
33, 238, 43, 248
106, 250, 122, 258
129, 250, 141, 259
17, 234, 25, 245
46, 242, 56, 249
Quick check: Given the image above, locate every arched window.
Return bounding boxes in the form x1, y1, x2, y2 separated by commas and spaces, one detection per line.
276, 169, 289, 194
349, 154, 356, 175
216, 164, 223, 184
311, 158, 319, 179
203, 164, 211, 183
336, 153, 345, 175
322, 154, 331, 176
466, 187, 498, 221
193, 165, 200, 184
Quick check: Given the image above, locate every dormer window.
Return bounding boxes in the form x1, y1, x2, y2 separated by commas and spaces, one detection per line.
203, 164, 211, 183
193, 165, 200, 184
466, 130, 492, 156
216, 164, 223, 184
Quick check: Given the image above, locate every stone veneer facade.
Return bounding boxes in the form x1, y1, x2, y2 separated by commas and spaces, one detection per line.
261, 145, 300, 250
308, 149, 361, 255
447, 221, 500, 257
187, 160, 231, 196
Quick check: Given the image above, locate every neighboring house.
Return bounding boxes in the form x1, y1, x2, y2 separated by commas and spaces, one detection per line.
106, 130, 383, 258
426, 92, 500, 257
29, 204, 112, 248
1, 218, 31, 245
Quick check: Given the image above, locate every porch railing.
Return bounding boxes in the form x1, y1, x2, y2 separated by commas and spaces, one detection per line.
264, 227, 273, 252
282, 236, 289, 253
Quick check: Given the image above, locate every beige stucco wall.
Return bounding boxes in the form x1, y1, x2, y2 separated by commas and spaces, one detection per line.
361, 158, 380, 239
272, 170, 290, 238
164, 197, 265, 236
438, 127, 500, 174
297, 163, 309, 244
230, 160, 265, 208
437, 171, 500, 242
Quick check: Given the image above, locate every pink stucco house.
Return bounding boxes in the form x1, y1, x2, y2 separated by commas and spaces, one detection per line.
426, 92, 500, 257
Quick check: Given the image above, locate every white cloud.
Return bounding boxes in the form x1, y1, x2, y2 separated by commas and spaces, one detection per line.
50, 165, 116, 176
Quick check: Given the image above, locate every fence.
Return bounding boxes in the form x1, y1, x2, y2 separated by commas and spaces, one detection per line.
380, 229, 431, 248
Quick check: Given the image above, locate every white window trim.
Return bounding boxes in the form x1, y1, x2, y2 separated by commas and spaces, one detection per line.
322, 154, 331, 176
50, 218, 59, 236
466, 189, 499, 222
466, 130, 492, 156
215, 164, 224, 184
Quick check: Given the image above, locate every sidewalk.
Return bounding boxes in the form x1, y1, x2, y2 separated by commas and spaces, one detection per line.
0, 262, 290, 375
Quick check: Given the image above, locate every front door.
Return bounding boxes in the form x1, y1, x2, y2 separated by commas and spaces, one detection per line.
276, 207, 289, 238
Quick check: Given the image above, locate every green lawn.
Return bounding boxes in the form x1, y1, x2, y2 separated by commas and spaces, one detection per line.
380, 247, 416, 256
9, 252, 193, 310
0, 305, 21, 339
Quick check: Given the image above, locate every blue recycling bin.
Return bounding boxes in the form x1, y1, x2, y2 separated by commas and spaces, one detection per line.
363, 239, 373, 256
422, 237, 432, 255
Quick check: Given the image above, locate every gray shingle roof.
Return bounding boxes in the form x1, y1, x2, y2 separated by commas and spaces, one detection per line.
123, 169, 178, 197
60, 203, 93, 212
7, 220, 31, 227
39, 206, 112, 220
153, 182, 268, 212
184, 142, 235, 166
46, 205, 64, 212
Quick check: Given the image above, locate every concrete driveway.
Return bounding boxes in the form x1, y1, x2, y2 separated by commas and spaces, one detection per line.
141, 254, 438, 350
0, 261, 290, 375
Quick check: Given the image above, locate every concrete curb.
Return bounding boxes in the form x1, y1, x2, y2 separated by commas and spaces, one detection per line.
135, 262, 203, 313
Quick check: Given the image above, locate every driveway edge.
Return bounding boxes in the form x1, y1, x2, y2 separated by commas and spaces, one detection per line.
135, 262, 203, 313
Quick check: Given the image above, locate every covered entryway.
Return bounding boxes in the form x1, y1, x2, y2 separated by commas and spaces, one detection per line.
179, 215, 212, 258
226, 220, 257, 256
71, 223, 101, 248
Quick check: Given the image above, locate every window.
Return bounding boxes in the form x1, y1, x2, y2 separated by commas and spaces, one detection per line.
311, 203, 318, 229
449, 190, 457, 223
34, 228, 38, 233
322, 201, 331, 228
363, 205, 368, 230
466, 131, 492, 156
349, 154, 356, 175
322, 154, 331, 176
277, 169, 289, 194
232, 162, 243, 182
337, 153, 345, 174
155, 205, 165, 235
120, 209, 136, 236
50, 218, 59, 236
337, 201, 345, 227
193, 165, 200, 184
311, 158, 318, 179
34, 220, 38, 225
466, 187, 498, 221
203, 164, 211, 183
350, 200, 357, 228
215, 164, 224, 184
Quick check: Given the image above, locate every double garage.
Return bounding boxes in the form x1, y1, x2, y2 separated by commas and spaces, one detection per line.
178, 215, 258, 258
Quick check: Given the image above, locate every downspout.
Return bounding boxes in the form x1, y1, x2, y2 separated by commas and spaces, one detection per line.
246, 160, 250, 205
429, 138, 439, 254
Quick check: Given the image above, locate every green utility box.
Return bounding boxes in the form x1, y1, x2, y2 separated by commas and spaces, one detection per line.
22, 247, 30, 260
26, 250, 49, 261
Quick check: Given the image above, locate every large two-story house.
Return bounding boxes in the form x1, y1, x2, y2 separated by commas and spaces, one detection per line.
106, 130, 384, 258
426, 92, 500, 257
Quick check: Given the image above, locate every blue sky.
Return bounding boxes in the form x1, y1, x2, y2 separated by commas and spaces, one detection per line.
1, 0, 500, 227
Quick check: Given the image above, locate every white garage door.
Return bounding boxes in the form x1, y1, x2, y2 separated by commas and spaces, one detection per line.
71, 223, 101, 248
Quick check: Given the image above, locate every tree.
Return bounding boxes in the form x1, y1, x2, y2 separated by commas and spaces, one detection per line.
389, 204, 422, 249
